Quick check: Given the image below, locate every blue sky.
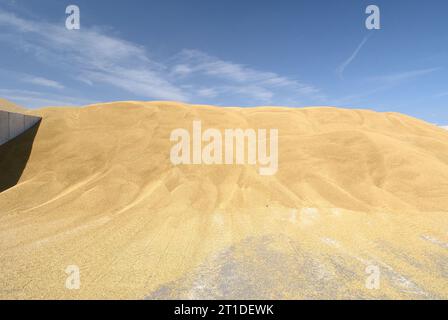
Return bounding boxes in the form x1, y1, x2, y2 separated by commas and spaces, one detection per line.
0, 0, 447, 124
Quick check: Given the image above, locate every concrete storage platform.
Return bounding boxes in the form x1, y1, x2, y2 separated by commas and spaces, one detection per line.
0, 110, 41, 146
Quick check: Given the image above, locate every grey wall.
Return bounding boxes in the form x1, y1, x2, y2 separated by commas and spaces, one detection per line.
0, 110, 41, 146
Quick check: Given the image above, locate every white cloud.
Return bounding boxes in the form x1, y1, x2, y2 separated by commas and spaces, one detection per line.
196, 87, 219, 98
174, 49, 289, 83
434, 92, 448, 98
0, 10, 35, 31
0, 10, 188, 101
22, 76, 64, 89
333, 67, 442, 106
337, 35, 370, 79
172, 64, 193, 76
370, 68, 440, 84
0, 9, 324, 106
171, 49, 324, 104
0, 89, 94, 107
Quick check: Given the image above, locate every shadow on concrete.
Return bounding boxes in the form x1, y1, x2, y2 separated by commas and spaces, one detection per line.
0, 120, 41, 193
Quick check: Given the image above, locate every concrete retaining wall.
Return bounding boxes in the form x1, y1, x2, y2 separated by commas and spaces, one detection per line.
0, 110, 41, 146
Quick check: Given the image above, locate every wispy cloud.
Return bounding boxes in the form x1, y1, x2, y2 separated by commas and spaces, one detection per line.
0, 9, 324, 107
0, 10, 188, 101
336, 35, 370, 79
0, 68, 65, 90
369, 68, 440, 84
333, 67, 441, 106
22, 75, 65, 90
434, 92, 448, 98
0, 89, 94, 107
171, 49, 324, 105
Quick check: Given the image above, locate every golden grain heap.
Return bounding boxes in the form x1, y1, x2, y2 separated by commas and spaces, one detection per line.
1, 100, 447, 299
